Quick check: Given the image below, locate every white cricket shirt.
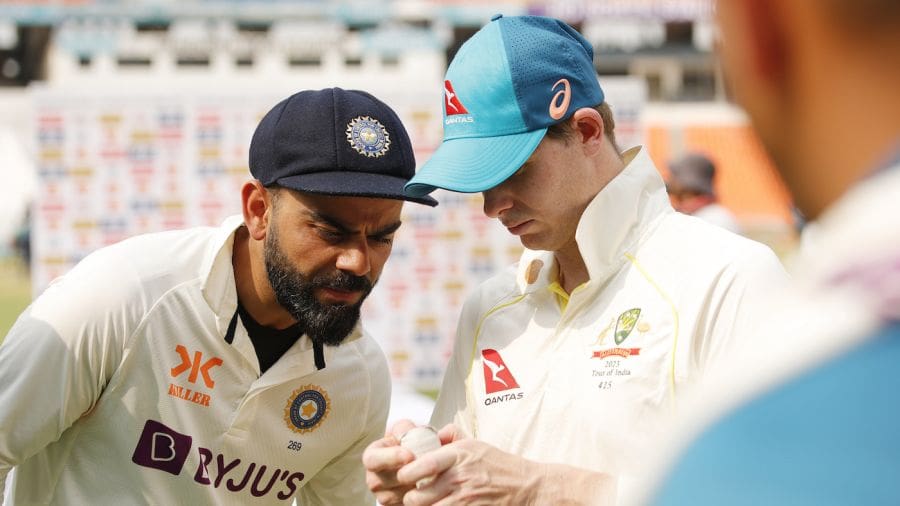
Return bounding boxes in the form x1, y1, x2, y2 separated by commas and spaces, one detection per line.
431, 147, 787, 493
0, 216, 390, 505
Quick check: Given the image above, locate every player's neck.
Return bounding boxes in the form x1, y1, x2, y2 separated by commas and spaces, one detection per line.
554, 243, 588, 294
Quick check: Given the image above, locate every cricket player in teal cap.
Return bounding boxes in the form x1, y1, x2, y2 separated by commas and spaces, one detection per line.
366, 14, 787, 505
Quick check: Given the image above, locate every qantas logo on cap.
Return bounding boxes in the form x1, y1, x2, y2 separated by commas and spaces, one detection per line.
481, 349, 520, 393
444, 80, 469, 115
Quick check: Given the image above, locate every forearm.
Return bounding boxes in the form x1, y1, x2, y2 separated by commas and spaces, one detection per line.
521, 461, 616, 506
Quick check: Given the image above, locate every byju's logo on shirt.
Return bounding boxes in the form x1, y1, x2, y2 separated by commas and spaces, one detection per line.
132, 419, 305, 501
132, 419, 192, 475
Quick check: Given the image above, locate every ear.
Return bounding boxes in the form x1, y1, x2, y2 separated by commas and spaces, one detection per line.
569, 107, 605, 156
241, 180, 271, 241
731, 0, 789, 83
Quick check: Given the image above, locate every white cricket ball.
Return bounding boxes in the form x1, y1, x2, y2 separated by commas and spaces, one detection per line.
399, 426, 441, 457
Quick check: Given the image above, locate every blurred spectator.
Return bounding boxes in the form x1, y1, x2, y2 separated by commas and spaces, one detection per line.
11, 207, 31, 271
666, 153, 742, 234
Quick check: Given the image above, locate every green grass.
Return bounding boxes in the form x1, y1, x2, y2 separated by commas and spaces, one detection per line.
0, 258, 32, 344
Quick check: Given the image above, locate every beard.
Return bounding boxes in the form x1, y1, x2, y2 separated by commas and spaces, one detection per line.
264, 225, 373, 347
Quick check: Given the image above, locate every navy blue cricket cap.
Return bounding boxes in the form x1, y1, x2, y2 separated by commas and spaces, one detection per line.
250, 87, 438, 207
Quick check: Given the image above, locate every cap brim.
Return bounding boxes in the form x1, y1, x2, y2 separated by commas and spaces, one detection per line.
404, 128, 547, 197
277, 172, 438, 207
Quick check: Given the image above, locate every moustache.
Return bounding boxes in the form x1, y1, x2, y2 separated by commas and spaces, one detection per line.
312, 271, 372, 294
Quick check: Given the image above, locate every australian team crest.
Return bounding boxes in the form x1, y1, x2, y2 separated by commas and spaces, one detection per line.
346, 116, 390, 157
284, 385, 331, 434
614, 308, 642, 344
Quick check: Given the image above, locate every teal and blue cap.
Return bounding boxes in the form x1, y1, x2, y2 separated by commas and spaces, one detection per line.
404, 15, 605, 197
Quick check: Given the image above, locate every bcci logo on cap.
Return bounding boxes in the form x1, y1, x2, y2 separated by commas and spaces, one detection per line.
284, 385, 331, 434
346, 116, 390, 158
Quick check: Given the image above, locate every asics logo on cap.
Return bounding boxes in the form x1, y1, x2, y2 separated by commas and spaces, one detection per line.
548, 78, 572, 120
444, 80, 469, 115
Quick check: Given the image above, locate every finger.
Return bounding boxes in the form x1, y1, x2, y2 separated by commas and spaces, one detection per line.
401, 470, 455, 506
388, 419, 418, 439
374, 488, 407, 506
363, 443, 415, 472
367, 465, 414, 492
396, 447, 458, 484
436, 423, 464, 444
367, 435, 400, 451
375, 471, 419, 492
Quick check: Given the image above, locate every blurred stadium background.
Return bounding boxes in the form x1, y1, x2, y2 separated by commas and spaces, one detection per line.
0, 0, 797, 397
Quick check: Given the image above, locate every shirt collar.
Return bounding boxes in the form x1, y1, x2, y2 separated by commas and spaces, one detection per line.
199, 215, 245, 336
576, 146, 672, 283
515, 146, 673, 292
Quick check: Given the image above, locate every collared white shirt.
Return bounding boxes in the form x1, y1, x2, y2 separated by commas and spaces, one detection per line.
431, 147, 787, 494
0, 216, 390, 505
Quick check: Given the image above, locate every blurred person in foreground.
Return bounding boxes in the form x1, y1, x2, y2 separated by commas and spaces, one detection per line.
666, 152, 742, 234
363, 15, 786, 505
0, 88, 437, 505
647, 0, 900, 503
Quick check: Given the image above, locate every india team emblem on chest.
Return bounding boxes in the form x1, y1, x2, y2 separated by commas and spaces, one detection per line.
284, 385, 331, 434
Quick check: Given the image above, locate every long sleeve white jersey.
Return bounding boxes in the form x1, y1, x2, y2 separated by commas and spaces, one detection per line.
431, 147, 787, 491
0, 216, 391, 505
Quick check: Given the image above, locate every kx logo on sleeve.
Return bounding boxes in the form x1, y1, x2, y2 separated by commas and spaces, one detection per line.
132, 419, 306, 500
171, 344, 222, 388
169, 345, 223, 408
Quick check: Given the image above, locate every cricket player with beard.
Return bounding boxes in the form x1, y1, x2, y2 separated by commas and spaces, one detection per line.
0, 88, 436, 505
